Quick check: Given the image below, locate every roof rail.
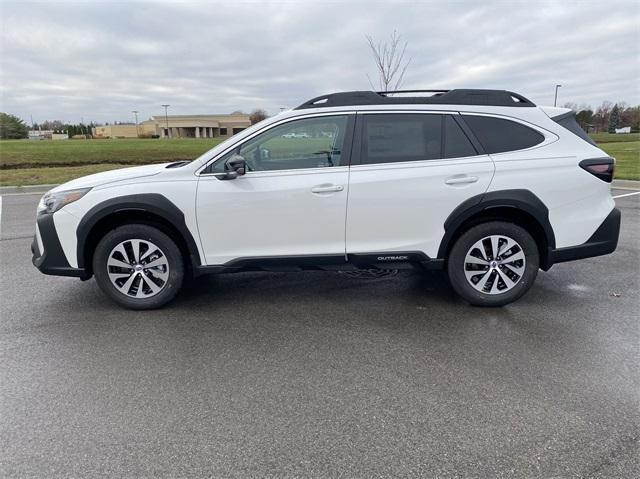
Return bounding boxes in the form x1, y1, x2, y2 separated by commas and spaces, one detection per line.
377, 89, 449, 95
294, 89, 536, 109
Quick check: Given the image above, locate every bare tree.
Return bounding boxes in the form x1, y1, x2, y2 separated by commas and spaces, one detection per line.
249, 109, 268, 125
366, 30, 411, 91
594, 101, 613, 131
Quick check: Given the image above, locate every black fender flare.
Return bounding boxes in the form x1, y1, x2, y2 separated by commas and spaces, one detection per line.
437, 189, 556, 263
76, 193, 202, 270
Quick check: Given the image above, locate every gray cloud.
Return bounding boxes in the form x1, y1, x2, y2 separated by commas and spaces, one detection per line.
1, 0, 638, 124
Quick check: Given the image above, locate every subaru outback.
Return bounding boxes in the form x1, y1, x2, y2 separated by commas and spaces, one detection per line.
32, 89, 620, 309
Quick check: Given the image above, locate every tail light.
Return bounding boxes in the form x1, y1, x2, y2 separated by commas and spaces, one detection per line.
579, 157, 615, 183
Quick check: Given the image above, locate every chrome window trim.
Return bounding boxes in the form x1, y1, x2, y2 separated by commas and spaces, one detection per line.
196, 111, 356, 177
455, 111, 559, 152
197, 109, 559, 176
358, 109, 558, 152
352, 109, 560, 168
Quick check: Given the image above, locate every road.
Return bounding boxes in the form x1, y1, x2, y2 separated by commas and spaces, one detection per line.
1, 189, 638, 478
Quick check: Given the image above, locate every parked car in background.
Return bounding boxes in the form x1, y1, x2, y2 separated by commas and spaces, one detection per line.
282, 132, 311, 138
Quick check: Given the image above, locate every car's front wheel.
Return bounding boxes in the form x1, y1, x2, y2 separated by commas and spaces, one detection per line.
93, 224, 184, 310
447, 221, 539, 306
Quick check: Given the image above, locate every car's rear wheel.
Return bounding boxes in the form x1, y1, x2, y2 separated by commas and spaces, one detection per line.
447, 221, 539, 306
93, 224, 184, 309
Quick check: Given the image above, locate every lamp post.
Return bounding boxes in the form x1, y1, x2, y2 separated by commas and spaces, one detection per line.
132, 110, 139, 137
554, 84, 562, 107
161, 104, 170, 138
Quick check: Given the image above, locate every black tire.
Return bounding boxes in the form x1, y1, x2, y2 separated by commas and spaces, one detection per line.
447, 221, 539, 307
93, 224, 184, 310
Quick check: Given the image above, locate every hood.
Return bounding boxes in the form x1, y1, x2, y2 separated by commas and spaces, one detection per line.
50, 163, 171, 192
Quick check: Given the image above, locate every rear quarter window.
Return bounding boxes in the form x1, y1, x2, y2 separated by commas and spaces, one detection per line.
462, 115, 545, 154
552, 112, 596, 146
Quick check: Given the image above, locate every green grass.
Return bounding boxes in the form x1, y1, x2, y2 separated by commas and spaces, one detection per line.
0, 138, 222, 168
0, 134, 638, 186
261, 137, 335, 157
589, 132, 640, 143
598, 141, 640, 181
0, 164, 131, 187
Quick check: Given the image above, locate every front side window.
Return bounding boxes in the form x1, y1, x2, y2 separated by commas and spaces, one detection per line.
362, 114, 442, 164
462, 115, 545, 154
207, 116, 349, 173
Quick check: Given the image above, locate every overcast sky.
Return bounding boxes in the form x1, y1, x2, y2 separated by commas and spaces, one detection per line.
1, 0, 639, 124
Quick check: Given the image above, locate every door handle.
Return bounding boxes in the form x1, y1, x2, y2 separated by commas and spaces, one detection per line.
445, 175, 479, 185
311, 185, 344, 193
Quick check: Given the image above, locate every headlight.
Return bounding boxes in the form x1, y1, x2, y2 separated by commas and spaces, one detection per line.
39, 188, 92, 215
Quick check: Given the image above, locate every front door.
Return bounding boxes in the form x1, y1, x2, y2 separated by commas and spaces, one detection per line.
196, 114, 354, 265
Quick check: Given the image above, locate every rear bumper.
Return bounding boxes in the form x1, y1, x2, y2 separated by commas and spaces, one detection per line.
547, 207, 621, 267
31, 213, 89, 279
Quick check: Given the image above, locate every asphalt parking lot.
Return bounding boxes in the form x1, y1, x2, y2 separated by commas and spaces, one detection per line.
1, 189, 638, 478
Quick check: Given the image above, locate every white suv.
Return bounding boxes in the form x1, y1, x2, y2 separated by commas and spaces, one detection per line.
32, 89, 620, 309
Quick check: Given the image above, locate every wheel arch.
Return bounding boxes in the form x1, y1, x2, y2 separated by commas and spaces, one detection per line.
76, 194, 202, 276
438, 189, 556, 270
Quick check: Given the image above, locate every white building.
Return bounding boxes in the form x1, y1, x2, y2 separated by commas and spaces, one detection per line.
28, 130, 69, 140
93, 113, 251, 139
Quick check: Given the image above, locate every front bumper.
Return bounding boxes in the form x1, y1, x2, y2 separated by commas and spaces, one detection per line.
31, 212, 89, 279
547, 207, 621, 267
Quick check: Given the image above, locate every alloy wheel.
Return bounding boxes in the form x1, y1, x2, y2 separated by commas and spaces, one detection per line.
106, 239, 169, 298
463, 235, 526, 295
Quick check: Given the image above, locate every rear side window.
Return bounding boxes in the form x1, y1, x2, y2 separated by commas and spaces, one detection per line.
462, 115, 545, 154
362, 114, 442, 164
552, 112, 596, 145
444, 115, 477, 158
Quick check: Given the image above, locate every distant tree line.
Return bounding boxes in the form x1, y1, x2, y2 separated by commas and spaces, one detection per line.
32, 119, 97, 137
562, 102, 640, 133
0, 113, 29, 139
5, 103, 636, 140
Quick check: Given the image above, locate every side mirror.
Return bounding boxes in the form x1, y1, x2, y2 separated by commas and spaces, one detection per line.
220, 155, 246, 180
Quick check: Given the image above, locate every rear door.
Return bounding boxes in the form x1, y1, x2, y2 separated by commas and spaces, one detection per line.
346, 112, 494, 259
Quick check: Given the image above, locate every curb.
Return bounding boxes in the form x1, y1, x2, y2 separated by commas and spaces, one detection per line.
612, 179, 640, 190
0, 184, 58, 195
